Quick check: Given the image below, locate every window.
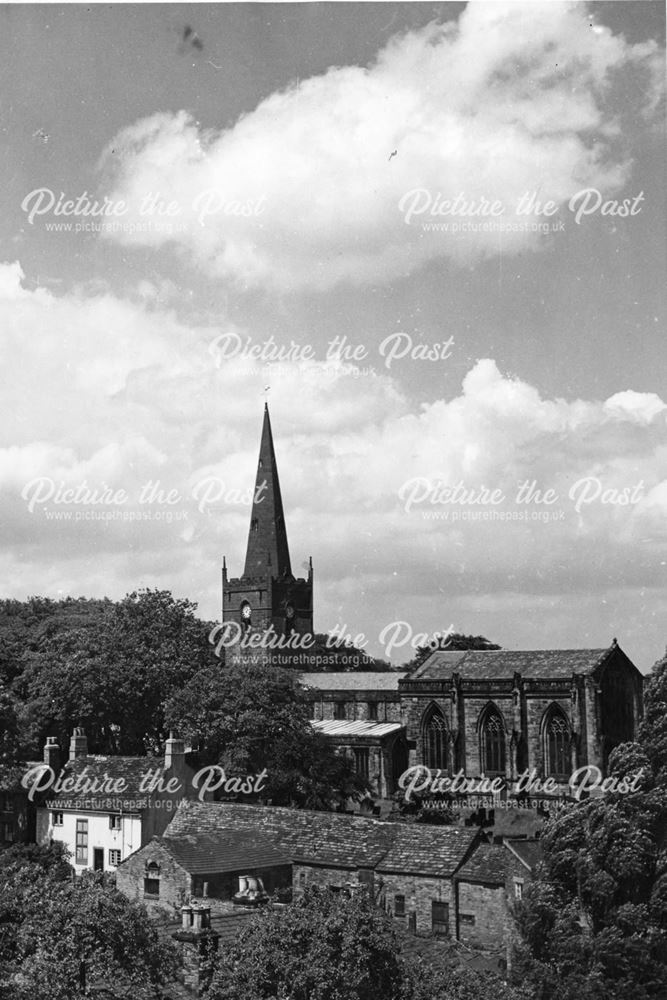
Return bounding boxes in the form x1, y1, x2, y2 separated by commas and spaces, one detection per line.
1, 822, 13, 843
334, 701, 347, 720
144, 861, 160, 897
52, 811, 64, 826
0, 794, 10, 812
514, 879, 524, 900
251, 518, 258, 532
394, 894, 406, 917
545, 711, 570, 777
75, 819, 88, 864
481, 708, 506, 775
460, 913, 476, 926
109, 849, 121, 868
354, 748, 370, 779
424, 709, 448, 770
368, 701, 378, 721
109, 814, 122, 830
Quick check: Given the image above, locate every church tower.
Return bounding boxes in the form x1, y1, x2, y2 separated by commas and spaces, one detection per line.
222, 405, 313, 657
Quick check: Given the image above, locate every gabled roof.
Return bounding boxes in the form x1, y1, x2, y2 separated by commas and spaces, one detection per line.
312, 720, 403, 739
166, 802, 397, 869
43, 756, 159, 806
299, 672, 406, 691
454, 844, 508, 885
163, 802, 477, 876
504, 838, 544, 872
411, 646, 615, 681
376, 825, 479, 877
163, 831, 290, 874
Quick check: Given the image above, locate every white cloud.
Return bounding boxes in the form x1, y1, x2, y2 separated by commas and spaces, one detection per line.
96, 1, 663, 290
1, 263, 666, 664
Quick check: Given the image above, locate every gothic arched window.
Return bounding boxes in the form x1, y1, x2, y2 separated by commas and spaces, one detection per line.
545, 710, 570, 777
423, 709, 448, 770
481, 708, 506, 775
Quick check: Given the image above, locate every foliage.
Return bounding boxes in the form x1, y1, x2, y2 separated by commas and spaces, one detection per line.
166, 661, 369, 808
204, 886, 523, 1000
511, 652, 667, 1000
0, 844, 177, 1000
11, 590, 217, 756
204, 886, 405, 1000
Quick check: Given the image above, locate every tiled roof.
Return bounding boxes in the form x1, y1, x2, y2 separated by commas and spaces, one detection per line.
44, 756, 156, 806
163, 831, 290, 874
410, 652, 467, 679
299, 672, 406, 691
165, 802, 476, 876
454, 844, 508, 885
412, 647, 613, 681
312, 720, 404, 739
376, 825, 479, 877
504, 839, 544, 871
167, 802, 396, 869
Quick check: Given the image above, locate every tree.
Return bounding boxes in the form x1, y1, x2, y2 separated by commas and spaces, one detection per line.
511, 652, 667, 999
205, 887, 405, 1000
166, 661, 369, 808
0, 844, 177, 1000
204, 886, 525, 1000
14, 590, 217, 756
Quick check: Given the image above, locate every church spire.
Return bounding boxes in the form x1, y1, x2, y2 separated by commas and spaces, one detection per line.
243, 404, 292, 578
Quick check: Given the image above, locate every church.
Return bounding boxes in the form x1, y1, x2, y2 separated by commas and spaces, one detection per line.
221, 407, 644, 802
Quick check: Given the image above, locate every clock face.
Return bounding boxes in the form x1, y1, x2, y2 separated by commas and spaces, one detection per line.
286, 605, 295, 618
242, 604, 251, 619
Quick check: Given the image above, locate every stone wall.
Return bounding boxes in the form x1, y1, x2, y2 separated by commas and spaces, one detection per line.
115, 840, 191, 916
456, 880, 506, 947
378, 872, 454, 935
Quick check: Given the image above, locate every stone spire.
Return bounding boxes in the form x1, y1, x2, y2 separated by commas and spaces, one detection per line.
243, 404, 292, 579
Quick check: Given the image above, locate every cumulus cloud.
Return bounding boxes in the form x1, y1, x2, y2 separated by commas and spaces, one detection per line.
1, 262, 666, 661
96, 1, 663, 290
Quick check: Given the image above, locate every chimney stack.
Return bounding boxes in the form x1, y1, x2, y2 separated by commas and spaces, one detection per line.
69, 727, 88, 761
164, 731, 185, 771
43, 736, 62, 771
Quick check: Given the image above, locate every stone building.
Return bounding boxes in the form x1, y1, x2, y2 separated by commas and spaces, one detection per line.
221, 404, 313, 665
301, 671, 409, 798
220, 408, 644, 793
401, 643, 644, 785
116, 800, 483, 937
35, 729, 201, 873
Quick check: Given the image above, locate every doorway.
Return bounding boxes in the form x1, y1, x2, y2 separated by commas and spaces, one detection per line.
93, 848, 104, 872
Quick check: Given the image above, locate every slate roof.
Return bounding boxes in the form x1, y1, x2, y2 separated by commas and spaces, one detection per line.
376, 825, 479, 877
164, 802, 477, 877
410, 651, 467, 679
163, 831, 290, 874
454, 844, 508, 885
504, 838, 544, 872
299, 672, 406, 691
312, 720, 404, 739
411, 647, 613, 681
44, 755, 156, 806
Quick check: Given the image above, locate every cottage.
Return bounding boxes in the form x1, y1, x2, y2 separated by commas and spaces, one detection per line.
35, 729, 200, 873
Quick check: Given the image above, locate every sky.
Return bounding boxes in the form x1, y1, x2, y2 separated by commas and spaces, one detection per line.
0, 1, 665, 669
